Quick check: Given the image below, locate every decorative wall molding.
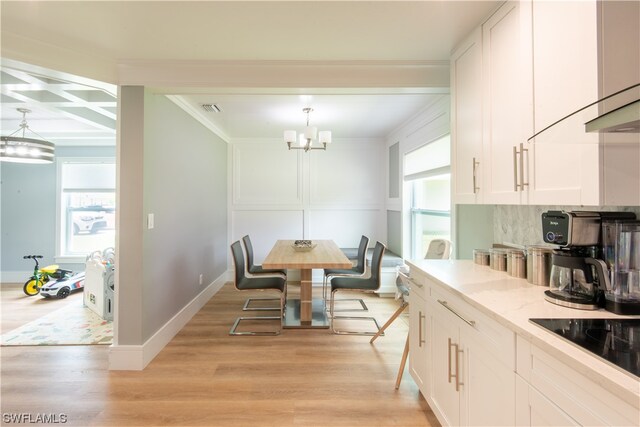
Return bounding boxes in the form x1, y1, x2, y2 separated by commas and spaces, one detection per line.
108, 270, 230, 370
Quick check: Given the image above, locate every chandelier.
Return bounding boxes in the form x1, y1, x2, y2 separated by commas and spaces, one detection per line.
1, 108, 55, 164
284, 108, 332, 152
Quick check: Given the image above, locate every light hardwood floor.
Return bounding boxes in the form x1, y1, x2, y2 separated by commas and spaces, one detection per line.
1, 282, 439, 427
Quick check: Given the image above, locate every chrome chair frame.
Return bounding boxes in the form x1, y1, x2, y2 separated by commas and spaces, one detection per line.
229, 240, 286, 336
329, 242, 386, 336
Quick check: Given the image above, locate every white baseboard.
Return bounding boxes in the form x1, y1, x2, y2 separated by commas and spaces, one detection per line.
108, 269, 231, 370
1, 271, 31, 283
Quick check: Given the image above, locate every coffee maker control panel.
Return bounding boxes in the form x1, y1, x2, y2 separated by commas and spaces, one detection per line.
542, 211, 572, 246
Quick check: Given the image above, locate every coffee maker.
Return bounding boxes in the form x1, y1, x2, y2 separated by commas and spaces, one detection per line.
541, 210, 637, 310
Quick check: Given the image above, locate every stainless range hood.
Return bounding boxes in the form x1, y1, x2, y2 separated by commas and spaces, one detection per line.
584, 100, 640, 133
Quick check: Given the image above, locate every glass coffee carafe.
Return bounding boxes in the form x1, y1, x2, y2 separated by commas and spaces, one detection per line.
545, 249, 608, 310
602, 220, 640, 315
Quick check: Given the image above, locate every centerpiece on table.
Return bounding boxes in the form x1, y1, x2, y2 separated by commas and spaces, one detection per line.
292, 240, 317, 252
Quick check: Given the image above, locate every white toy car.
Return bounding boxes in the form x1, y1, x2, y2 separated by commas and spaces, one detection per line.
40, 272, 85, 299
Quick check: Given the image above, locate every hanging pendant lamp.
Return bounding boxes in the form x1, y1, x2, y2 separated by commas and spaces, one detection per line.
1, 108, 55, 164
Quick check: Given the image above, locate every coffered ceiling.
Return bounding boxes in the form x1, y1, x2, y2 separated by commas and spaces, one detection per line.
0, 1, 501, 146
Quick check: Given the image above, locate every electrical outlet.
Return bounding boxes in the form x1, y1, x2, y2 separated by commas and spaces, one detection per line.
199, 274, 203, 285
147, 213, 154, 229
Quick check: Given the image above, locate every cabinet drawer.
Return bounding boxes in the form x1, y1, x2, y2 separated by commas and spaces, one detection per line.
430, 283, 515, 369
407, 268, 430, 300
517, 337, 638, 426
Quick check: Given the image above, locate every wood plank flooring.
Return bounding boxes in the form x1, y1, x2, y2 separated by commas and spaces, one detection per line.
1, 282, 439, 427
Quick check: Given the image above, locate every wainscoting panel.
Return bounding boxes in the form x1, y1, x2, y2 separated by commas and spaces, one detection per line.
307, 209, 383, 248
232, 210, 304, 263
232, 143, 302, 205
309, 142, 383, 207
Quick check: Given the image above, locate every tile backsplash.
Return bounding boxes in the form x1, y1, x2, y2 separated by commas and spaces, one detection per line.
493, 205, 640, 246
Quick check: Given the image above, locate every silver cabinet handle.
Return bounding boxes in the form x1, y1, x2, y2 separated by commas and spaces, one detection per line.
437, 299, 476, 327
419, 312, 426, 347
407, 277, 423, 288
513, 145, 519, 191
472, 157, 480, 194
455, 344, 463, 391
448, 337, 454, 384
520, 142, 529, 190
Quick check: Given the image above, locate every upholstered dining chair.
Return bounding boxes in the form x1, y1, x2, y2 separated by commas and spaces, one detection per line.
369, 238, 452, 388
322, 235, 370, 311
241, 235, 287, 311
329, 241, 386, 335
229, 240, 286, 336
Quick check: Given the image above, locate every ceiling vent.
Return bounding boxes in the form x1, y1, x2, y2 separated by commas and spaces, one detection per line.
201, 103, 221, 113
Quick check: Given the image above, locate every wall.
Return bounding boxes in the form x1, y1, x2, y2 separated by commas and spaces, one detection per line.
229, 138, 385, 274
385, 95, 451, 259
117, 87, 228, 346
1, 146, 115, 281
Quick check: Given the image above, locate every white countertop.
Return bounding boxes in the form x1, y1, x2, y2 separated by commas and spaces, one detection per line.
406, 259, 640, 408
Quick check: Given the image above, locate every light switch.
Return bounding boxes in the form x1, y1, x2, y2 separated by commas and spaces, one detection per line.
147, 213, 154, 229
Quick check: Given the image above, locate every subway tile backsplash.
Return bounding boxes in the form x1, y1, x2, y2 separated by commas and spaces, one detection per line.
493, 205, 640, 247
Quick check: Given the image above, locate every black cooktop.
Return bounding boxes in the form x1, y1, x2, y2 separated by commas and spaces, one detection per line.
530, 318, 640, 378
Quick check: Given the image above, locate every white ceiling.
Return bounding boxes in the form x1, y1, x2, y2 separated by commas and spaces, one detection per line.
0, 1, 501, 145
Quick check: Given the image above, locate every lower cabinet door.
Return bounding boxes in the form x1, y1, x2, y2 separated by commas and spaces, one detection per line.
461, 327, 516, 426
515, 375, 579, 427
409, 292, 428, 393
429, 301, 461, 427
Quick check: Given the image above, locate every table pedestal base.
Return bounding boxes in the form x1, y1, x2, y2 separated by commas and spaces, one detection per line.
283, 298, 330, 329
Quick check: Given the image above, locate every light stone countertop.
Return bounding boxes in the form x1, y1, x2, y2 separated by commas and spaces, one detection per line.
406, 259, 640, 409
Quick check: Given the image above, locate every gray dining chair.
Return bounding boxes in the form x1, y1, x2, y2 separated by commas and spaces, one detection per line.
229, 240, 286, 336
322, 235, 369, 311
329, 241, 386, 335
241, 235, 287, 312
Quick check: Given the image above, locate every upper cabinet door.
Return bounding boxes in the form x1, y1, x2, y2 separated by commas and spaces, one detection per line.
451, 29, 483, 204
482, 1, 528, 205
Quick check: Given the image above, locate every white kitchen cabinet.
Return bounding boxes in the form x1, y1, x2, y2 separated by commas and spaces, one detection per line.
516, 335, 639, 427
408, 287, 429, 394
428, 285, 516, 426
451, 28, 483, 204
527, 0, 640, 206
481, 1, 529, 205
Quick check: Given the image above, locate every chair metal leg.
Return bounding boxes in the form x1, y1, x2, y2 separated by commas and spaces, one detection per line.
230, 292, 284, 336
243, 297, 281, 311
324, 273, 369, 312
395, 332, 410, 389
370, 301, 408, 343
330, 289, 382, 336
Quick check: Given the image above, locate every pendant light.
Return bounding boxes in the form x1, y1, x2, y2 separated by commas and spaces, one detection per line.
1, 108, 55, 164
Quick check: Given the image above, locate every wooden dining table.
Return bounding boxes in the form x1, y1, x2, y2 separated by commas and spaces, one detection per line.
262, 239, 352, 328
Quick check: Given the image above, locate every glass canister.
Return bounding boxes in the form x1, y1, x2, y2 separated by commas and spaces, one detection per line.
526, 245, 553, 286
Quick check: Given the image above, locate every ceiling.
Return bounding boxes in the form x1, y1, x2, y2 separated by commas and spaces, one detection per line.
0, 1, 501, 146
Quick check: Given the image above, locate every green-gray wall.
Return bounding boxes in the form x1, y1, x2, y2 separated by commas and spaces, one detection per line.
1, 146, 116, 279
117, 87, 228, 345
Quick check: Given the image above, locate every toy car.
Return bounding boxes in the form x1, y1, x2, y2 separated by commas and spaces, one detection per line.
40, 272, 85, 299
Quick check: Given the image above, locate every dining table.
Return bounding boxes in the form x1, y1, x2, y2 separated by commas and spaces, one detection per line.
262, 239, 352, 329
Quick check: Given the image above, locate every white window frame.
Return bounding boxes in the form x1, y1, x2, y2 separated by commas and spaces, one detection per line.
55, 157, 116, 263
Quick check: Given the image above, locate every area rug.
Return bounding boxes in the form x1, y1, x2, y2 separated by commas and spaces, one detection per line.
1, 302, 113, 346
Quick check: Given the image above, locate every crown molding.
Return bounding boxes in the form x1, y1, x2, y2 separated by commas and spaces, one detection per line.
166, 95, 231, 144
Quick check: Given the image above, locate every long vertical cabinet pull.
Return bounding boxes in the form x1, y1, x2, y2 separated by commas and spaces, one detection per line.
472, 157, 480, 194
455, 345, 464, 391
520, 142, 529, 190
512, 146, 520, 191
419, 312, 426, 346
447, 338, 454, 384
447, 339, 464, 391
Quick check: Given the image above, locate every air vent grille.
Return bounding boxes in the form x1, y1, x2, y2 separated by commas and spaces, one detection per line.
202, 104, 221, 113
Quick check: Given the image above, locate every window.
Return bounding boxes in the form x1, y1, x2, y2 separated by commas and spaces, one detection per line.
404, 135, 451, 259
57, 159, 116, 260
